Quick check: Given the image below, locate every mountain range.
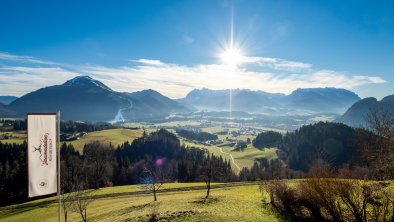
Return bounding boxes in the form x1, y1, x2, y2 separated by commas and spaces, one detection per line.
178, 87, 360, 114
6, 76, 191, 121
0, 75, 383, 122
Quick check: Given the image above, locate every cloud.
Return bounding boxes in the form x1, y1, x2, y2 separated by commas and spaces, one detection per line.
242, 56, 312, 71
0, 66, 78, 96
0, 52, 56, 65
81, 61, 384, 99
0, 52, 386, 98
129, 59, 164, 66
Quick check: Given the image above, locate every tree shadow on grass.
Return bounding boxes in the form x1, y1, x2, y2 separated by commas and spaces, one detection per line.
192, 196, 220, 205
118, 202, 151, 216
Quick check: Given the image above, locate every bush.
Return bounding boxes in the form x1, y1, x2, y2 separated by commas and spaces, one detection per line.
261, 177, 394, 221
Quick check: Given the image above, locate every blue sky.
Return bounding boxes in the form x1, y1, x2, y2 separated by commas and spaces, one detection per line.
0, 0, 393, 98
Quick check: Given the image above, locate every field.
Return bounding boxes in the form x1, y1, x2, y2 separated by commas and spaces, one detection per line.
0, 128, 145, 150
181, 139, 277, 172
0, 183, 282, 222
0, 131, 26, 145
67, 128, 144, 152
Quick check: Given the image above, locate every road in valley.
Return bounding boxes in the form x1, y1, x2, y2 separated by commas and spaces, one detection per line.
219, 147, 241, 171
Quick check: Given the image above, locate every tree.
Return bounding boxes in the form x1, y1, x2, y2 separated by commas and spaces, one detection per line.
253, 131, 282, 148
61, 183, 75, 222
60, 143, 83, 189
83, 141, 114, 189
357, 108, 394, 180
200, 154, 226, 199
141, 162, 165, 201
279, 122, 357, 172
234, 141, 247, 151
176, 129, 218, 142
72, 183, 94, 222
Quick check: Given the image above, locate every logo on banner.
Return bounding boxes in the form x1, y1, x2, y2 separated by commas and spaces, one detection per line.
38, 178, 49, 190
33, 133, 53, 166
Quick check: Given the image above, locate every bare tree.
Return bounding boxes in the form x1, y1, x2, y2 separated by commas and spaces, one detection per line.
61, 185, 74, 222
358, 108, 394, 180
71, 183, 94, 222
200, 155, 224, 199
60, 155, 85, 222
201, 163, 213, 199
141, 164, 165, 201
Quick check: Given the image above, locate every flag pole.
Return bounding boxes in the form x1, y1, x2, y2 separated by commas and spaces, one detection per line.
57, 111, 61, 222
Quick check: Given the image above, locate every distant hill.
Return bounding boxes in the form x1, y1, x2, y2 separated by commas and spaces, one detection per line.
127, 89, 192, 117
0, 96, 18, 105
285, 88, 360, 114
0, 103, 16, 117
6, 76, 191, 121
340, 94, 394, 127
179, 87, 360, 114
278, 121, 358, 172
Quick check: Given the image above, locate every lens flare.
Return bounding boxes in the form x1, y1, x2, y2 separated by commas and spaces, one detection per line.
217, 5, 247, 67
155, 158, 163, 167
219, 46, 245, 66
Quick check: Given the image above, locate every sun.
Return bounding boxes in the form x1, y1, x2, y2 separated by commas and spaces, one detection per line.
217, 5, 247, 67
219, 46, 245, 66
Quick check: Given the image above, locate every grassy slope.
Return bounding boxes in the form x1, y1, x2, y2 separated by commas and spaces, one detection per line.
181, 125, 278, 171
0, 183, 282, 222
67, 128, 143, 152
230, 145, 277, 167
182, 140, 278, 172
0, 128, 144, 149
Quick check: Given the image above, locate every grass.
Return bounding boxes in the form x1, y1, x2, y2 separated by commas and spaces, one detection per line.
67, 128, 143, 152
0, 131, 26, 145
230, 145, 278, 168
206, 145, 277, 170
0, 129, 143, 148
181, 139, 278, 172
0, 183, 282, 222
180, 128, 274, 171
2, 180, 393, 222
92, 183, 223, 196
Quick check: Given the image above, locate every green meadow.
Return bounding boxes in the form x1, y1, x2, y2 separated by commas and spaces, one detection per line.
181, 139, 278, 172
67, 128, 143, 152
0, 183, 282, 222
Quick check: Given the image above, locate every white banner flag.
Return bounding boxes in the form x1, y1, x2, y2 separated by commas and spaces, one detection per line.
28, 114, 58, 197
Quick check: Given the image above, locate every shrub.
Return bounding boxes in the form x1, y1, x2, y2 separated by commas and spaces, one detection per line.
262, 177, 394, 221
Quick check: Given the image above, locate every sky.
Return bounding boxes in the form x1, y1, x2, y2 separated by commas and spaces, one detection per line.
0, 0, 393, 99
